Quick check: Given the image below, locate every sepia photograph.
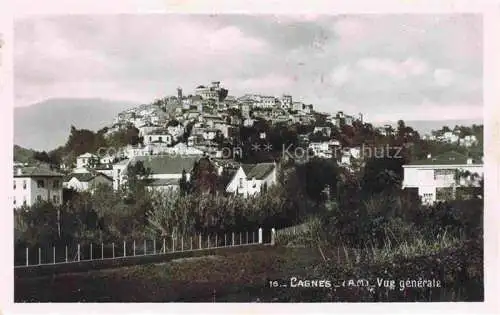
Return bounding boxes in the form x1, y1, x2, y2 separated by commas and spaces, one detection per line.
9, 10, 487, 305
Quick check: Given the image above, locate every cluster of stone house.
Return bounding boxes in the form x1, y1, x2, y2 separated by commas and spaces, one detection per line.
12, 147, 281, 210
12, 81, 483, 209
13, 148, 482, 209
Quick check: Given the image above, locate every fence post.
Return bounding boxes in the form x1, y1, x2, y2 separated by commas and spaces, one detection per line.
190, 236, 193, 250
133, 240, 136, 256
65, 246, 68, 263
239, 232, 242, 245
172, 236, 175, 252
215, 234, 218, 248
112, 242, 115, 258
153, 239, 156, 255
163, 238, 166, 254
208, 234, 210, 248
90, 243, 93, 260
199, 233, 202, 249
253, 231, 255, 244
258, 228, 263, 244
224, 234, 227, 247
77, 244, 80, 262
246, 231, 249, 244
53, 246, 56, 264
144, 240, 147, 255
123, 241, 126, 257
38, 248, 41, 265
181, 236, 184, 252
271, 228, 276, 246
25, 248, 29, 266
101, 242, 104, 259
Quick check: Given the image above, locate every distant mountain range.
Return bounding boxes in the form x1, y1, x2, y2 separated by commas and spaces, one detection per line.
374, 119, 484, 135
14, 98, 137, 151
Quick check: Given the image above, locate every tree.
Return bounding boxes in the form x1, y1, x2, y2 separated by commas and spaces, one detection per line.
190, 157, 219, 194
123, 160, 152, 207
218, 88, 229, 102
179, 169, 192, 195
296, 158, 339, 204
15, 201, 60, 247
214, 130, 225, 149
167, 119, 180, 127
361, 148, 407, 195
33, 151, 51, 164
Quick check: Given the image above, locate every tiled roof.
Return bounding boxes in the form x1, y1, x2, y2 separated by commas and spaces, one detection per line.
124, 155, 199, 176
14, 166, 64, 178
147, 178, 180, 187
64, 171, 113, 183
242, 163, 276, 180
407, 151, 481, 166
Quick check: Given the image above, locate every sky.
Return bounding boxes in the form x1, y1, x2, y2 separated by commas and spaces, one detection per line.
14, 14, 483, 123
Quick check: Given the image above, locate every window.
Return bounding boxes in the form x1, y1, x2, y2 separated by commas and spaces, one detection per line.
13, 197, 16, 205
239, 178, 244, 188
159, 136, 163, 142
23, 196, 27, 206
53, 195, 59, 203
37, 180, 45, 188
53, 180, 60, 189
13, 180, 16, 190
36, 195, 42, 202
23, 180, 27, 189
434, 169, 455, 181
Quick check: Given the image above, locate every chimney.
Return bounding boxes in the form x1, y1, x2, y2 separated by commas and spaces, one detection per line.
467, 158, 473, 165
16, 168, 22, 175
427, 153, 432, 159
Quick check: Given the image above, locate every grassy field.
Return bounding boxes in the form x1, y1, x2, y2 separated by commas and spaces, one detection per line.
15, 246, 326, 302
15, 242, 481, 302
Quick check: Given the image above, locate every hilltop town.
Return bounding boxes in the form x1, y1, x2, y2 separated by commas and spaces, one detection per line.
13, 80, 484, 209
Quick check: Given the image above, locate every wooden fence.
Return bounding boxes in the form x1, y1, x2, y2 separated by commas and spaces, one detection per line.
15, 228, 277, 268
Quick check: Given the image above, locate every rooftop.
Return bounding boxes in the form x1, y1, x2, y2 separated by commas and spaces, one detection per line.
242, 162, 276, 180
124, 155, 200, 176
64, 172, 113, 183
147, 178, 180, 187
78, 152, 97, 158
407, 151, 481, 166
14, 166, 64, 178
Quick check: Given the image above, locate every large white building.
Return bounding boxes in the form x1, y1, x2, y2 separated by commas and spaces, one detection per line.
402, 151, 483, 205
195, 81, 222, 100
76, 152, 98, 170
13, 165, 64, 209
112, 155, 200, 191
143, 130, 174, 146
